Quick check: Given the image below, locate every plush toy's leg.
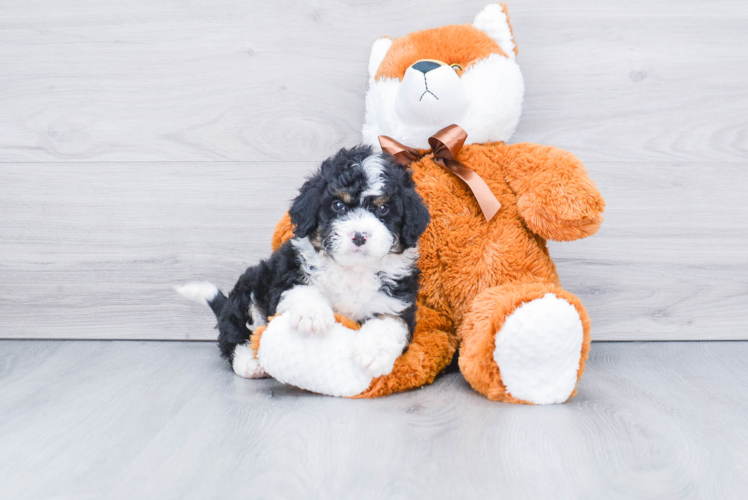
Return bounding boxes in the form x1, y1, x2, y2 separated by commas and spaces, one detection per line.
458, 283, 591, 404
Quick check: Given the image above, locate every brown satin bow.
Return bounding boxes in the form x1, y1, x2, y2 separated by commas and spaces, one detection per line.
378, 124, 501, 222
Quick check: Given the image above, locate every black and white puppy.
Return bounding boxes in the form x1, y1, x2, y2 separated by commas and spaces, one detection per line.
177, 145, 430, 380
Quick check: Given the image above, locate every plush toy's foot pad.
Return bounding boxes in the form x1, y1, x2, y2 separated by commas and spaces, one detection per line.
232, 343, 268, 379
493, 293, 584, 404
257, 314, 373, 397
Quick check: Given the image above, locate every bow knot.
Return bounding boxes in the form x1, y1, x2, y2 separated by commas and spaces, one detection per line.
378, 124, 501, 222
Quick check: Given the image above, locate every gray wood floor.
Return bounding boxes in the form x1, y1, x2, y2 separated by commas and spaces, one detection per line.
1, 340, 747, 500
1, 0, 747, 341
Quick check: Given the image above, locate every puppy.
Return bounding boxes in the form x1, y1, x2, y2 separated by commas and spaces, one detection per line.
177, 145, 430, 379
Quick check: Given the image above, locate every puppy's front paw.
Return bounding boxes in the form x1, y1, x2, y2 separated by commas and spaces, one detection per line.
290, 305, 335, 335
353, 316, 409, 378
277, 286, 336, 336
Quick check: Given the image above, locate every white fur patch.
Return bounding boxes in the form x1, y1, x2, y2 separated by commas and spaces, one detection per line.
360, 154, 386, 197
493, 293, 584, 404
277, 285, 335, 335
352, 316, 408, 378
394, 65, 469, 129
174, 281, 219, 305
257, 313, 374, 397
326, 208, 393, 265
232, 343, 268, 379
247, 293, 267, 332
368, 37, 393, 80
362, 55, 524, 149
460, 54, 524, 144
292, 237, 416, 322
473, 4, 516, 61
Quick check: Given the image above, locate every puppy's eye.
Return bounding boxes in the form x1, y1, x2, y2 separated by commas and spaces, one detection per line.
450, 63, 463, 72
332, 200, 347, 213
376, 204, 390, 216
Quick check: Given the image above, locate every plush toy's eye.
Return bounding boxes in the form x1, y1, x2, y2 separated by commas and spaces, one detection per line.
450, 63, 463, 72
332, 200, 347, 213
376, 204, 390, 216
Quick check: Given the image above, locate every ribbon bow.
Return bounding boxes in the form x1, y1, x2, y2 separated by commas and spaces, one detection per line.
378, 124, 501, 222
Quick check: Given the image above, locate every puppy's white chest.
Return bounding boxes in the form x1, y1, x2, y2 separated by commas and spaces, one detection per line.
293, 237, 414, 322
312, 267, 393, 321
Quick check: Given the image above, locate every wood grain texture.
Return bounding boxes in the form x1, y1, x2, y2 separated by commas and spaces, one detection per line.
1, 162, 746, 340
0, 164, 305, 340
0, 340, 747, 500
1, 0, 747, 340
0, 0, 746, 163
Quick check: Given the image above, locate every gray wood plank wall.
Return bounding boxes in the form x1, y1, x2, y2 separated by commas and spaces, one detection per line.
1, 0, 746, 340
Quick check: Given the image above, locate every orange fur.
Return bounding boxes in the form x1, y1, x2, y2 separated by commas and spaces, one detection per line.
412, 142, 600, 400
501, 3, 519, 57
376, 24, 504, 80
265, 141, 602, 399
270, 213, 294, 252
375, 2, 518, 81
262, 4, 603, 400
458, 283, 591, 403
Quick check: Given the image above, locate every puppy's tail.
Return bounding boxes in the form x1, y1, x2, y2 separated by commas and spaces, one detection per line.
174, 281, 227, 317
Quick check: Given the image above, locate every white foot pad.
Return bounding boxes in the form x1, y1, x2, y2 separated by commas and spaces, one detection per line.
493, 293, 584, 404
232, 343, 268, 379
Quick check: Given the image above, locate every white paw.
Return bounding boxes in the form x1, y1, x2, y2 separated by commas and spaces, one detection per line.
290, 306, 335, 336
353, 317, 408, 378
232, 343, 268, 379
277, 285, 335, 336
494, 293, 584, 404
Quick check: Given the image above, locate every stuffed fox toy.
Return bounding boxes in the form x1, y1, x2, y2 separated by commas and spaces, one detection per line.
257, 3, 605, 404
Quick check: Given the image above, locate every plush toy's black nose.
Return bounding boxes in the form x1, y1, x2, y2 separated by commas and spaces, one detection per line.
412, 61, 442, 74
352, 232, 367, 247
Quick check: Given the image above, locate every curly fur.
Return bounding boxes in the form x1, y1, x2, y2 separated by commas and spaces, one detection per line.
178, 146, 430, 371
269, 3, 605, 402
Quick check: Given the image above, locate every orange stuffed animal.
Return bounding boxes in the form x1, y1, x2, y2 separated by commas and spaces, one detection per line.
261, 3, 604, 404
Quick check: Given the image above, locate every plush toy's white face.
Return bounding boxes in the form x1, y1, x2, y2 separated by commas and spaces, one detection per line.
362, 4, 525, 150
394, 60, 471, 128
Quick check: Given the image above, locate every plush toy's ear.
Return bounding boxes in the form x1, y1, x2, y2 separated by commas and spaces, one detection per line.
400, 187, 430, 249
289, 174, 326, 238
473, 3, 518, 60
368, 37, 393, 79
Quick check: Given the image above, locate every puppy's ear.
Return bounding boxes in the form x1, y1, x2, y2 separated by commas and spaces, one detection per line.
289, 174, 326, 238
400, 187, 430, 248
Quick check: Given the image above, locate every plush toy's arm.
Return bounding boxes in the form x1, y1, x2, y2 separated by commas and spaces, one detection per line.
501, 143, 605, 241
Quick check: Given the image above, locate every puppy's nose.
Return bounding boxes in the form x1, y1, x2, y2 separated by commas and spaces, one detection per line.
412, 60, 442, 74
352, 232, 367, 247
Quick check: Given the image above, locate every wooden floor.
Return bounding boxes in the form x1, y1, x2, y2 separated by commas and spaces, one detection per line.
1, 341, 747, 500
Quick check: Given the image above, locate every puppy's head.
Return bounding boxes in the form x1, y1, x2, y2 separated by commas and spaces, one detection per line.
289, 145, 430, 267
